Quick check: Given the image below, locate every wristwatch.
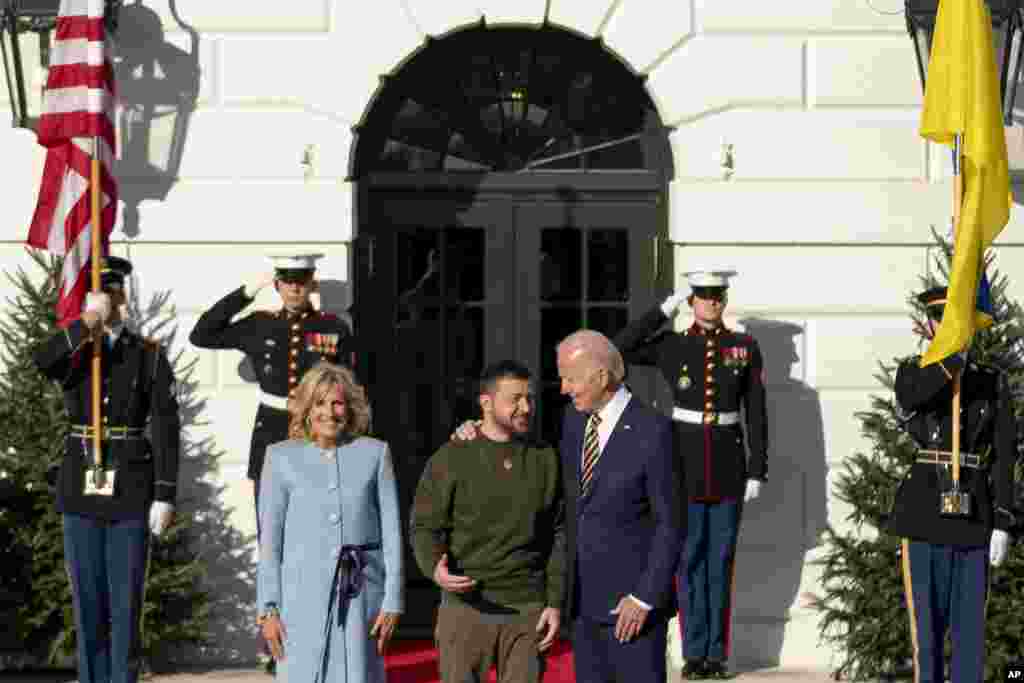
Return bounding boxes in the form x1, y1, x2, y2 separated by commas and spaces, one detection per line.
257, 602, 280, 626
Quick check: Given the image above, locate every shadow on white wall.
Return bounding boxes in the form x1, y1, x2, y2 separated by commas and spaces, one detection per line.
730, 318, 827, 670
115, 0, 199, 239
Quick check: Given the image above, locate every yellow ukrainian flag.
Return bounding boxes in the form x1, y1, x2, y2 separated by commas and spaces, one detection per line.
919, 0, 1011, 367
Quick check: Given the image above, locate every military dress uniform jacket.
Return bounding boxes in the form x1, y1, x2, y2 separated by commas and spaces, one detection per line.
887, 352, 1017, 547
32, 320, 180, 520
614, 307, 768, 501
188, 286, 354, 481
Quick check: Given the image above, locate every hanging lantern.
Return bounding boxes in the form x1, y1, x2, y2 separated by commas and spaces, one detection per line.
905, 0, 1024, 124
0, 0, 121, 128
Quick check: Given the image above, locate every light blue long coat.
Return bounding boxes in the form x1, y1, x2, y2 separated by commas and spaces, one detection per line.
258, 437, 404, 683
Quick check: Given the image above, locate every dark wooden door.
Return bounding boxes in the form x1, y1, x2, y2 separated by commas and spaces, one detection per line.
353, 184, 668, 635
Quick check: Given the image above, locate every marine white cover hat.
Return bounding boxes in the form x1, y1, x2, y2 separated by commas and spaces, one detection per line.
267, 253, 325, 270
683, 270, 738, 288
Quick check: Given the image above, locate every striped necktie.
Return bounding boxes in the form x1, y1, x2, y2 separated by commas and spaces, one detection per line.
580, 412, 603, 496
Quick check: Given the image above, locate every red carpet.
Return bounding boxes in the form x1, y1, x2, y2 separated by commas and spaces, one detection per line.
384, 639, 575, 683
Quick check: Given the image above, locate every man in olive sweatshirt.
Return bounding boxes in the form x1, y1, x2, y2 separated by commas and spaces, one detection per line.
411, 360, 566, 683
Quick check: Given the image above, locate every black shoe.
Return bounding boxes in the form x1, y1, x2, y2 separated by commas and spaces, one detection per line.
704, 661, 734, 680
258, 652, 276, 677
681, 659, 707, 680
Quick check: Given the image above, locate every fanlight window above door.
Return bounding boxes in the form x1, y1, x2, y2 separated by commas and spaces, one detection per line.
351, 23, 672, 176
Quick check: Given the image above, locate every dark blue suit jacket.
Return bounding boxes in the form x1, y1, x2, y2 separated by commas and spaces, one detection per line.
561, 393, 684, 623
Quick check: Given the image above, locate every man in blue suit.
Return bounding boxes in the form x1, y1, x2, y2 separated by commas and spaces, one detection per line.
557, 330, 684, 683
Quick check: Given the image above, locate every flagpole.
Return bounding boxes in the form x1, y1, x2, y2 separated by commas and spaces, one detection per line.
950, 135, 962, 489
90, 136, 103, 470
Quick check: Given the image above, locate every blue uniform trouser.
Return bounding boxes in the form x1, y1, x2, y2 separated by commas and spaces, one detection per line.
63, 514, 149, 683
901, 539, 988, 683
677, 501, 739, 662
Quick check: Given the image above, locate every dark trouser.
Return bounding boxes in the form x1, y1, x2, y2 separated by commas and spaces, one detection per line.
677, 500, 739, 662
251, 403, 290, 542
572, 615, 668, 683
253, 480, 261, 540
63, 514, 149, 683
901, 539, 988, 683
435, 599, 545, 683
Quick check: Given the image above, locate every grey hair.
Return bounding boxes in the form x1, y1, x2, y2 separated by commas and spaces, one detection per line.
556, 329, 626, 384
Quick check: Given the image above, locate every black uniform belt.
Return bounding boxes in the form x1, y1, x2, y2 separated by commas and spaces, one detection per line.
916, 449, 982, 468
69, 425, 146, 441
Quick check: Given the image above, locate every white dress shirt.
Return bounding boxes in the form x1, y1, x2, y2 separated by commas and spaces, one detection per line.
593, 385, 631, 453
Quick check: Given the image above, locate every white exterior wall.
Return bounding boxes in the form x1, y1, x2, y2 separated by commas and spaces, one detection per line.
2, 0, 1023, 671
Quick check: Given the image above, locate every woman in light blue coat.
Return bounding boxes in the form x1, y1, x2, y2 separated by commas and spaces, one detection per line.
258, 361, 403, 683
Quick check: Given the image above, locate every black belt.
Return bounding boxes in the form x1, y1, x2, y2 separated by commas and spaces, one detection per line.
916, 449, 982, 469
69, 425, 145, 441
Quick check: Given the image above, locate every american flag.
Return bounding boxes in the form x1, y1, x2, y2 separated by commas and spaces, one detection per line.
25, 0, 118, 327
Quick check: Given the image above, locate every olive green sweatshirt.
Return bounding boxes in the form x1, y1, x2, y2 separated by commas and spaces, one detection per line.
410, 435, 566, 610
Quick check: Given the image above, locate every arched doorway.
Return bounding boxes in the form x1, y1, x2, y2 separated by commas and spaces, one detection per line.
349, 22, 674, 635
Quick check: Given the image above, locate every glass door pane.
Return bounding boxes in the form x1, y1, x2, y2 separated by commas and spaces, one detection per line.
516, 204, 662, 448
393, 227, 487, 472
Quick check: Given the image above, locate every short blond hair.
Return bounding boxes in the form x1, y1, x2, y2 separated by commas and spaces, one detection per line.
556, 329, 625, 384
288, 361, 371, 441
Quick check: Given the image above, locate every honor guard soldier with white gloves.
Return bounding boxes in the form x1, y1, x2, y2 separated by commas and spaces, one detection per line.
886, 286, 1017, 683
188, 254, 354, 536
613, 270, 767, 680
32, 256, 181, 683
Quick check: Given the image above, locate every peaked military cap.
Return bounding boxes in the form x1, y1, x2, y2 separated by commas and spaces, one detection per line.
268, 253, 324, 283
685, 269, 737, 298
99, 255, 133, 291
916, 286, 948, 307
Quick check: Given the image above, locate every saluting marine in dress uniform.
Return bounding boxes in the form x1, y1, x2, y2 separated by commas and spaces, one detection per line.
188, 254, 354, 534
614, 270, 767, 680
32, 256, 180, 683
886, 286, 1015, 683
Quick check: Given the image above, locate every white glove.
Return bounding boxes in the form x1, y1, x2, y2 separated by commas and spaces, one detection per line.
990, 529, 1010, 567
243, 272, 276, 299
84, 292, 112, 323
149, 501, 174, 537
744, 479, 762, 503
660, 291, 687, 317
